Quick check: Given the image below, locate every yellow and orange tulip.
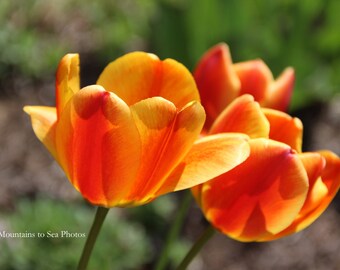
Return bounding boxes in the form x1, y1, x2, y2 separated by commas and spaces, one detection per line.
24, 52, 250, 208
194, 43, 294, 129
192, 95, 340, 242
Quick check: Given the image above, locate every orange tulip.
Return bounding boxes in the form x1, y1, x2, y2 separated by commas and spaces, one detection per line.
24, 52, 250, 208
194, 43, 294, 129
192, 95, 340, 241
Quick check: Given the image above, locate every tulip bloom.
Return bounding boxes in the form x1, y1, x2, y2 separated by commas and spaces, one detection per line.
192, 95, 340, 241
194, 43, 295, 129
24, 52, 250, 208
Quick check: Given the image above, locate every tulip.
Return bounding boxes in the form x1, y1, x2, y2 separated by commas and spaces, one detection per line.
194, 43, 294, 129
24, 52, 250, 208
192, 95, 340, 241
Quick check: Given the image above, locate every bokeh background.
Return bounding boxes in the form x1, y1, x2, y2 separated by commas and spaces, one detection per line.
1, 0, 340, 269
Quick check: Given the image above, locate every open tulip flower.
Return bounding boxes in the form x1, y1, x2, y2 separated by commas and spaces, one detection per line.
194, 43, 295, 129
192, 95, 340, 242
24, 52, 250, 208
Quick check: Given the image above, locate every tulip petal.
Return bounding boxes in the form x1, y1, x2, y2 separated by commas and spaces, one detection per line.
161, 133, 250, 196
263, 108, 303, 152
310, 150, 340, 219
263, 151, 340, 240
23, 106, 57, 158
200, 139, 308, 242
55, 85, 141, 207
126, 97, 205, 203
263, 67, 294, 111
194, 43, 241, 128
97, 52, 199, 108
233, 60, 273, 103
210, 94, 270, 138
289, 152, 327, 221
56, 54, 80, 118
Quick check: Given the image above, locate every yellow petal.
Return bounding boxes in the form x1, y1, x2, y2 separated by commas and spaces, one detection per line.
159, 133, 250, 195
263, 108, 303, 152
55, 85, 141, 207
97, 52, 199, 108
56, 54, 80, 118
23, 106, 57, 158
200, 139, 308, 242
126, 97, 205, 204
210, 94, 270, 138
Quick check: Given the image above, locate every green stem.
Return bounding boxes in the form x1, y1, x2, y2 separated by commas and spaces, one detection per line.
77, 206, 109, 270
176, 225, 216, 270
154, 191, 192, 270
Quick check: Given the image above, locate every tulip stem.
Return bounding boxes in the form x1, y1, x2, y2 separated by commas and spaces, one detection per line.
176, 225, 216, 270
77, 206, 109, 270
154, 191, 192, 270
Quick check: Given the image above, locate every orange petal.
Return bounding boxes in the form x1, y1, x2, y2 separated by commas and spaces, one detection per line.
263, 151, 340, 240
262, 67, 294, 111
312, 150, 340, 217
263, 108, 303, 152
294, 153, 327, 218
125, 98, 205, 204
194, 43, 241, 129
55, 85, 141, 207
97, 52, 199, 108
56, 54, 80, 118
160, 133, 250, 196
200, 139, 308, 242
23, 106, 57, 158
233, 59, 273, 103
210, 94, 270, 138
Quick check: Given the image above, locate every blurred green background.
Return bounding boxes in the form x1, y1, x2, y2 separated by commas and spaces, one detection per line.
1, 0, 340, 109
1, 0, 340, 269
